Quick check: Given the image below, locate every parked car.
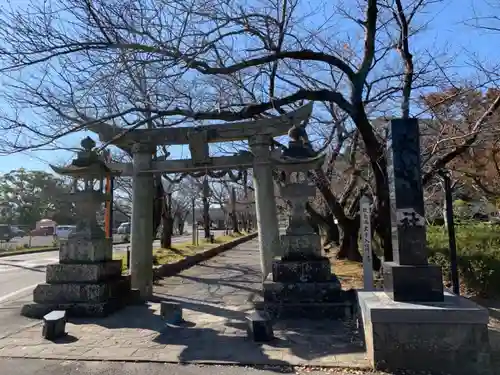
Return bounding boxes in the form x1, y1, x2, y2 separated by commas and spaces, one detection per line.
55, 225, 77, 239
30, 226, 55, 236
9, 226, 25, 237
117, 222, 131, 242
0, 224, 13, 242
117, 222, 131, 234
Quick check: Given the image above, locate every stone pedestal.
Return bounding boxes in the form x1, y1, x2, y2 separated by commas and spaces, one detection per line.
358, 119, 491, 374
358, 291, 491, 375
22, 234, 130, 319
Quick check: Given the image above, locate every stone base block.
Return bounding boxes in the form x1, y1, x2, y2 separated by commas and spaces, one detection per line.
246, 310, 274, 342
358, 290, 492, 375
383, 261, 444, 302
33, 278, 129, 304
257, 281, 356, 320
258, 301, 354, 320
21, 300, 123, 319
60, 238, 112, 264
272, 257, 331, 283
263, 278, 342, 303
46, 261, 122, 283
281, 234, 322, 259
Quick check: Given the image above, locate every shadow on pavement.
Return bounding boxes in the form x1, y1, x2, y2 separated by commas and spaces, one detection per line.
51, 334, 79, 344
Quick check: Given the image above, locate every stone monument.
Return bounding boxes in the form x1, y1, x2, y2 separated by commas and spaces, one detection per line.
357, 119, 491, 375
261, 126, 353, 318
21, 137, 131, 318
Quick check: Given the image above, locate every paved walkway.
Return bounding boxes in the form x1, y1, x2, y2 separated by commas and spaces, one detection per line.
0, 239, 368, 368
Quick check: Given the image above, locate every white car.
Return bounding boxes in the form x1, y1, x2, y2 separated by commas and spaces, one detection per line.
55, 225, 77, 239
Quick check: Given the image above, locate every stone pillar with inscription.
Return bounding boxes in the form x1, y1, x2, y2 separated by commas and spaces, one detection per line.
21, 137, 131, 318
357, 119, 491, 375
130, 143, 155, 301
249, 134, 281, 279
260, 127, 352, 319
383, 118, 444, 302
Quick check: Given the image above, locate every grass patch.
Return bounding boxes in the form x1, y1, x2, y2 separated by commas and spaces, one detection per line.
0, 245, 56, 255
114, 232, 247, 272
428, 223, 500, 297
326, 223, 500, 296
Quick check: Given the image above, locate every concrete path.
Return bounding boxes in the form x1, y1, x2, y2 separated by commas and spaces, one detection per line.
0, 239, 368, 369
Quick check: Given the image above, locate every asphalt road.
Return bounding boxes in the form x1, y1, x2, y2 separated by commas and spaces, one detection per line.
0, 234, 128, 250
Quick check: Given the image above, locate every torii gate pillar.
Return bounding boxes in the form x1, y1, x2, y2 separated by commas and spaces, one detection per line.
130, 143, 155, 300
249, 135, 280, 279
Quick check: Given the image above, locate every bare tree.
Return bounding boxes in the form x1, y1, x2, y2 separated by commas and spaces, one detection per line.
1, 0, 498, 265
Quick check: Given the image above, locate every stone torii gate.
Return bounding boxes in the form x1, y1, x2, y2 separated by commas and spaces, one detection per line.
88, 103, 313, 300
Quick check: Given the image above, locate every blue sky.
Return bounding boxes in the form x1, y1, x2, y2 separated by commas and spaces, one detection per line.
0, 0, 498, 174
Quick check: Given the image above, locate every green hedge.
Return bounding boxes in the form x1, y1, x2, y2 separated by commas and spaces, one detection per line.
428, 223, 500, 297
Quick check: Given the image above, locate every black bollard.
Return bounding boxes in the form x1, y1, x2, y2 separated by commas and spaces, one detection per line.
439, 169, 460, 295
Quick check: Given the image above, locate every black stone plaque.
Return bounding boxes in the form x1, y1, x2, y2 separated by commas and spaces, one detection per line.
387, 118, 427, 265
383, 119, 444, 302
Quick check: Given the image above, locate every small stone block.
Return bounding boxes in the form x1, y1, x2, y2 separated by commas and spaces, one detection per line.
281, 234, 322, 258
160, 301, 183, 324
42, 310, 67, 340
246, 310, 274, 342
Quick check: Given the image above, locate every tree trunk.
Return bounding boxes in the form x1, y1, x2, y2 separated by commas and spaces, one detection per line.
203, 204, 210, 239
373, 188, 393, 262
152, 176, 164, 238
231, 187, 239, 233
178, 220, 185, 235
161, 215, 173, 248
336, 216, 362, 262
231, 212, 240, 233
202, 180, 211, 239
350, 107, 393, 262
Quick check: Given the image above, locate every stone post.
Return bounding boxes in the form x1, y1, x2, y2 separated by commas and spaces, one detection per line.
249, 134, 280, 279
130, 143, 155, 300
383, 118, 444, 302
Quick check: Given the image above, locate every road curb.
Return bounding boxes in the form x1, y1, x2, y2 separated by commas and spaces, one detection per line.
154, 232, 258, 279
0, 241, 131, 258
0, 247, 59, 258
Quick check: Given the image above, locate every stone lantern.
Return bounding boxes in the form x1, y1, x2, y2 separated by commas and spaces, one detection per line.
261, 126, 353, 319
21, 137, 131, 318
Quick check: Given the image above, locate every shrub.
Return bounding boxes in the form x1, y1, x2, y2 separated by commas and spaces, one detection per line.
427, 223, 500, 297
